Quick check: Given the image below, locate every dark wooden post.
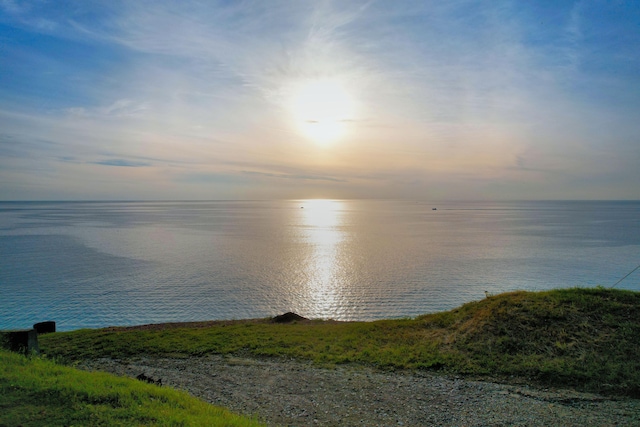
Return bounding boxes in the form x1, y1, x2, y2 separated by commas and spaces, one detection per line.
33, 321, 56, 334
0, 329, 40, 355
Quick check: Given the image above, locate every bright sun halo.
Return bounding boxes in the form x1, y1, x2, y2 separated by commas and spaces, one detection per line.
290, 79, 354, 145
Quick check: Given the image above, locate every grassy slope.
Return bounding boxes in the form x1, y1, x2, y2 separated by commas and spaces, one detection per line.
0, 350, 264, 427
40, 288, 640, 397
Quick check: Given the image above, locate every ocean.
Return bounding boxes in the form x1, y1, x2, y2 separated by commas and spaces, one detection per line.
1, 200, 639, 331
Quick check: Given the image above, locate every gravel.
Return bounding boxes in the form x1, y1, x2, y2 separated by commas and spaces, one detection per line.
79, 355, 640, 427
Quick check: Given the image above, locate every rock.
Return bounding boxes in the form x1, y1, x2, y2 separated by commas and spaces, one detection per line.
272, 312, 308, 323
136, 372, 162, 385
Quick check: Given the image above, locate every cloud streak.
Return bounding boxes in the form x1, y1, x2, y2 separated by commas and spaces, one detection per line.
242, 170, 347, 183
93, 159, 151, 168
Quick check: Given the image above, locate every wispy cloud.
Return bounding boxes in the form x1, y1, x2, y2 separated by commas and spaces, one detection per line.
93, 159, 151, 168
242, 170, 347, 183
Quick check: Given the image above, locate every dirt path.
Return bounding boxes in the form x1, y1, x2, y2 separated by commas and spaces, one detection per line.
79, 355, 640, 427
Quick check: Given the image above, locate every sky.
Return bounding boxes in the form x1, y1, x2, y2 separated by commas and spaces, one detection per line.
1, 0, 639, 201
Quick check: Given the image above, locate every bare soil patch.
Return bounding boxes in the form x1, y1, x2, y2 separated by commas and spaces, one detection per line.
79, 355, 640, 427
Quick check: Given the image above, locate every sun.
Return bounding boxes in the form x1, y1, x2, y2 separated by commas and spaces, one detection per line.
289, 79, 354, 145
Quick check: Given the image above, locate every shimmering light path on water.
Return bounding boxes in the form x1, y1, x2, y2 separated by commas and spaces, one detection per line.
1, 200, 639, 331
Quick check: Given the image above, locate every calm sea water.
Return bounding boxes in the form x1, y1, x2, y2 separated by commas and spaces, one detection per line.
1, 200, 639, 331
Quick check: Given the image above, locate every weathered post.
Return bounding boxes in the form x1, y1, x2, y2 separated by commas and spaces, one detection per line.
0, 329, 40, 355
33, 321, 56, 334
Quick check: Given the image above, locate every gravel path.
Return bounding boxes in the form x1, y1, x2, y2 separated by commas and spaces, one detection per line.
79, 355, 640, 427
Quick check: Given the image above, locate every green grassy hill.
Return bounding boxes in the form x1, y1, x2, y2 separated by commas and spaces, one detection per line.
39, 287, 640, 396
0, 349, 264, 426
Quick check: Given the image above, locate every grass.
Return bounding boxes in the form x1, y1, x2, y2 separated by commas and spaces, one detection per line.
39, 287, 640, 397
0, 349, 264, 426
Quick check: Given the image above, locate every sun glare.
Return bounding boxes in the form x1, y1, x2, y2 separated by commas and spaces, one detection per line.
290, 79, 354, 145
298, 199, 345, 316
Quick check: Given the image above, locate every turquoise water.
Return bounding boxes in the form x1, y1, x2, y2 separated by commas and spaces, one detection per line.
1, 200, 639, 331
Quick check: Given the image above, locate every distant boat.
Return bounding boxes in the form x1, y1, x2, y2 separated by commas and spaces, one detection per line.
432, 208, 437, 210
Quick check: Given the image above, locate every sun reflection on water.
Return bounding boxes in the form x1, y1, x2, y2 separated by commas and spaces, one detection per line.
298, 199, 346, 318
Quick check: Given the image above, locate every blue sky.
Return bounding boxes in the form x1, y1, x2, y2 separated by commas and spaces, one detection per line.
1, 0, 639, 200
